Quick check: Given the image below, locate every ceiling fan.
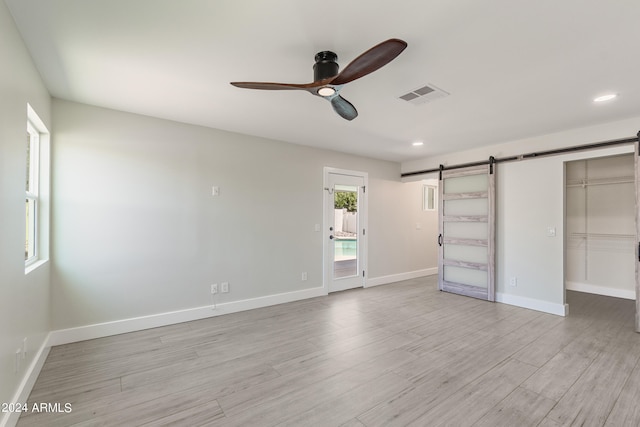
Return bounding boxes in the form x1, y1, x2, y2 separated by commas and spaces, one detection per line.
230, 38, 408, 121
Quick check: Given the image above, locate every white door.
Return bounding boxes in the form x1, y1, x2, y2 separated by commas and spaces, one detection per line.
438, 164, 496, 301
324, 168, 367, 293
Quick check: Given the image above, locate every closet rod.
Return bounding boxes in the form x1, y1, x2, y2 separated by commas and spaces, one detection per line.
566, 178, 635, 188
401, 133, 640, 178
569, 232, 635, 240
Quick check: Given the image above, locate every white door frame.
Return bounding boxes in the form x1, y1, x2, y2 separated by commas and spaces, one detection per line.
635, 143, 640, 332
323, 167, 368, 293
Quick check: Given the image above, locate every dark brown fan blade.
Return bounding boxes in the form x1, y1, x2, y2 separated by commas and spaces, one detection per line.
330, 39, 407, 86
230, 81, 322, 91
330, 95, 358, 121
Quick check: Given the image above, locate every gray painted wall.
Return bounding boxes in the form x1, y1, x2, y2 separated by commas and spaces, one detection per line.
0, 0, 51, 416
50, 99, 437, 330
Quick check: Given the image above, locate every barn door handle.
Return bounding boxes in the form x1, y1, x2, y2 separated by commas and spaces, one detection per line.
438, 234, 443, 246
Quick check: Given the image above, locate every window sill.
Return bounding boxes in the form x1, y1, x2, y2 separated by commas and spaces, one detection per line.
25, 259, 48, 275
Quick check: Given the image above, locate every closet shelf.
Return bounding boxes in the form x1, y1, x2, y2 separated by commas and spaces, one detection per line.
566, 176, 634, 188
569, 232, 635, 240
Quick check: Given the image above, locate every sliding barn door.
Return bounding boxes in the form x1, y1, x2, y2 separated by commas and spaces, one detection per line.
438, 164, 496, 301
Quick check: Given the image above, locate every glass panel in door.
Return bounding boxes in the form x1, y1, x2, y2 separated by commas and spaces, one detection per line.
333, 184, 359, 279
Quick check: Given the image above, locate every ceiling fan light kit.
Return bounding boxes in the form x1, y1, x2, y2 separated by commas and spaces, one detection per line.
230, 38, 408, 120
317, 86, 336, 97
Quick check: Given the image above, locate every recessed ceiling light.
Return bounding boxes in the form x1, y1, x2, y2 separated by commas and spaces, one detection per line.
412, 141, 424, 147
593, 93, 618, 103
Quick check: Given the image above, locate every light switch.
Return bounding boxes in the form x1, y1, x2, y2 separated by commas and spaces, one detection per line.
212, 186, 220, 196
314, 224, 320, 232
547, 227, 556, 237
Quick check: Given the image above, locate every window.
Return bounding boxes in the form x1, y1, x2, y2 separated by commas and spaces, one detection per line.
25, 120, 40, 264
423, 184, 437, 211
25, 104, 49, 271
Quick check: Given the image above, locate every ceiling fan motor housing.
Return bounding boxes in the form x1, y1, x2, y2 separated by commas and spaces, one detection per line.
313, 51, 339, 81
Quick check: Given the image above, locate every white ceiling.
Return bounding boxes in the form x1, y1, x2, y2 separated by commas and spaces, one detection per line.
6, 0, 640, 162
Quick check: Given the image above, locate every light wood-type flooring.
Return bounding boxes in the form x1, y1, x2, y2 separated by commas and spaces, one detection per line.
17, 276, 640, 426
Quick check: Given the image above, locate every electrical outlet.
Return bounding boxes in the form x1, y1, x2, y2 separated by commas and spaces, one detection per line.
22, 337, 27, 359
221, 282, 229, 293
211, 284, 218, 294
301, 272, 307, 281
509, 277, 517, 287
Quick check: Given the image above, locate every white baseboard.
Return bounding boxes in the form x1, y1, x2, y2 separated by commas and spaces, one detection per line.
496, 292, 568, 316
366, 268, 437, 288
49, 286, 327, 346
566, 281, 635, 300
48, 268, 441, 347
1, 335, 51, 427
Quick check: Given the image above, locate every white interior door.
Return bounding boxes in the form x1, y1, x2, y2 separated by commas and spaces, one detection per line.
438, 164, 496, 301
324, 168, 367, 293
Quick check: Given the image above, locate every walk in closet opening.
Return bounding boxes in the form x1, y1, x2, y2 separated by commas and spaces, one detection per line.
565, 153, 636, 301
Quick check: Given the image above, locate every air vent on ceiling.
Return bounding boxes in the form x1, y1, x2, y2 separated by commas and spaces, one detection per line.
399, 83, 449, 105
